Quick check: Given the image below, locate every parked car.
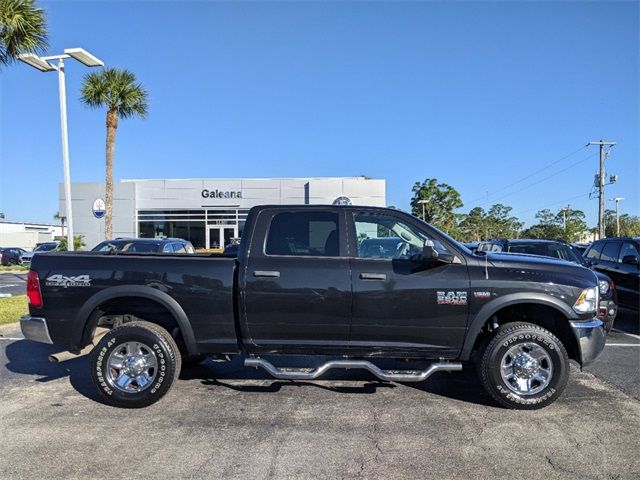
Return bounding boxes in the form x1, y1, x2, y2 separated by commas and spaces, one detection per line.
0, 247, 27, 266
20, 242, 62, 266
584, 237, 639, 311
22, 205, 606, 410
572, 243, 591, 256
92, 238, 195, 254
462, 241, 479, 253
476, 239, 617, 331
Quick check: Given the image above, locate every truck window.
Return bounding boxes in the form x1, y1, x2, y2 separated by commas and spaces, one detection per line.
265, 212, 340, 257
600, 241, 622, 262
353, 212, 445, 260
585, 242, 604, 260
617, 242, 638, 262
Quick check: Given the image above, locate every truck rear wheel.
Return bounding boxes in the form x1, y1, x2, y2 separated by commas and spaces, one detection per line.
479, 322, 569, 410
90, 321, 182, 408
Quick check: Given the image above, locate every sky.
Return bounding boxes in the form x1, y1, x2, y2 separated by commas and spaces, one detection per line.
1, 0, 638, 228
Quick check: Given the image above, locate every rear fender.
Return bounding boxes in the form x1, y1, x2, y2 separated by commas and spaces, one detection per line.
76, 285, 197, 356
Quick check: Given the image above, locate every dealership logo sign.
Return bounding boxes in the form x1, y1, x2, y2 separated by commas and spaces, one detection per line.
92, 198, 106, 219
202, 189, 242, 199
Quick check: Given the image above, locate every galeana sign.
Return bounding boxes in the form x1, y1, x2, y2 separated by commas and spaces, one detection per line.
201, 189, 242, 199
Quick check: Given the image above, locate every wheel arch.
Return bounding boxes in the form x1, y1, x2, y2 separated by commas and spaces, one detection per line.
460, 293, 580, 364
77, 285, 197, 356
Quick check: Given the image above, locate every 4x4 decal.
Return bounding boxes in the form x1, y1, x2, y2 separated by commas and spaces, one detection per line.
45, 274, 92, 288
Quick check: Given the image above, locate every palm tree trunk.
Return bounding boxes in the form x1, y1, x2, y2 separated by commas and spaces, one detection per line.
105, 108, 119, 240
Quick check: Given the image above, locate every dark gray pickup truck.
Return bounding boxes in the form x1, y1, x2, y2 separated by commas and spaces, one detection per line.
21, 205, 606, 409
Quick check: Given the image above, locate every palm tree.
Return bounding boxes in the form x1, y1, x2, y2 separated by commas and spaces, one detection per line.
0, 0, 47, 67
53, 211, 66, 236
81, 68, 148, 239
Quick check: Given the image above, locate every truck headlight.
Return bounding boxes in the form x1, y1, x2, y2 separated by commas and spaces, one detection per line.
573, 286, 599, 314
598, 279, 610, 296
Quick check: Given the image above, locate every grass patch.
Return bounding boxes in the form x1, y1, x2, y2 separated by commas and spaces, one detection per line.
0, 295, 28, 325
0, 265, 29, 272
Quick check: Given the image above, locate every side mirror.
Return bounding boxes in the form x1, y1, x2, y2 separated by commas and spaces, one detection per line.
422, 244, 439, 261
422, 244, 456, 264
622, 254, 639, 266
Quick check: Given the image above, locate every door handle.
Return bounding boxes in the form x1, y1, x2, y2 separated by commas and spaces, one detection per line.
253, 270, 281, 278
359, 272, 387, 281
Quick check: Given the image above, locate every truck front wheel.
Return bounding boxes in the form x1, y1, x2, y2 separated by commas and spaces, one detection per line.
90, 321, 182, 408
479, 322, 569, 410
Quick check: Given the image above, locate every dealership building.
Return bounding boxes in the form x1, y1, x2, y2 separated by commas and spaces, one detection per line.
60, 177, 386, 250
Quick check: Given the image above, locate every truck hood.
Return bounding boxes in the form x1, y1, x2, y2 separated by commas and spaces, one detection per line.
483, 252, 599, 289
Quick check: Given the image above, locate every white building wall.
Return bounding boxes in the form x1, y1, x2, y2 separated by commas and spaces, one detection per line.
0, 222, 63, 250
64, 177, 386, 249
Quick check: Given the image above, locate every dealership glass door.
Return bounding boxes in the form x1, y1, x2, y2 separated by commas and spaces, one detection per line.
207, 226, 236, 250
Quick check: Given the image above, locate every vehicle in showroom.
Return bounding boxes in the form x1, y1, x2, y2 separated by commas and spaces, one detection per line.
476, 238, 617, 331
0, 247, 27, 266
584, 237, 639, 311
21, 205, 606, 410
92, 238, 195, 254
19, 241, 62, 266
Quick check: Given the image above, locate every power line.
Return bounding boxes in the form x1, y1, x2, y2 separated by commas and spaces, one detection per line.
478, 152, 597, 207
468, 145, 588, 204
511, 193, 590, 217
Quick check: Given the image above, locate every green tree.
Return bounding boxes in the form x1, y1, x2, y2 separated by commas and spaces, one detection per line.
0, 0, 47, 67
410, 178, 463, 234
521, 208, 585, 241
55, 235, 85, 251
554, 208, 587, 242
486, 204, 523, 239
605, 209, 640, 237
81, 68, 149, 240
457, 207, 486, 242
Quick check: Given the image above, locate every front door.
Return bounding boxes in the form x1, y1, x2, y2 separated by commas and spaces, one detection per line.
241, 208, 351, 351
348, 210, 470, 358
207, 226, 236, 250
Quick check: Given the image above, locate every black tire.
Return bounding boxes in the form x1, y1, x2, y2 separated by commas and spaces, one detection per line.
479, 322, 569, 410
90, 321, 182, 408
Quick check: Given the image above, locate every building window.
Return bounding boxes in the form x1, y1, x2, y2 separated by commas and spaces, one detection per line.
139, 221, 206, 249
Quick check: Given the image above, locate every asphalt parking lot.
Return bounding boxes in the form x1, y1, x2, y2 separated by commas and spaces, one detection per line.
0, 311, 639, 479
0, 272, 26, 297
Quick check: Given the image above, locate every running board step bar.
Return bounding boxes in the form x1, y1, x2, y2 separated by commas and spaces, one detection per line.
244, 358, 462, 382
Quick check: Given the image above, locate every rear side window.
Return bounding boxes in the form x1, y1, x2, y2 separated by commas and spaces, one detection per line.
618, 242, 639, 262
265, 212, 340, 257
585, 242, 604, 260
600, 241, 622, 262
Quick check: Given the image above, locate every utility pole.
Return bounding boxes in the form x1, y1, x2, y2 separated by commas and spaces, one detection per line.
609, 197, 625, 236
562, 204, 570, 232
587, 140, 617, 239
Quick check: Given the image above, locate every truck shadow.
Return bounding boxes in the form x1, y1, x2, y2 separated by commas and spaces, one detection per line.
4, 340, 497, 407
3, 339, 105, 404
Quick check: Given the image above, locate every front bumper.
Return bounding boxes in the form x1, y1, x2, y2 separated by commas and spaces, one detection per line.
569, 317, 606, 367
20, 316, 53, 344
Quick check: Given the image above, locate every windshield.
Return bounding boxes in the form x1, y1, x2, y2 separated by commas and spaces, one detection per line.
414, 218, 472, 255
93, 241, 160, 253
35, 243, 57, 252
507, 243, 587, 266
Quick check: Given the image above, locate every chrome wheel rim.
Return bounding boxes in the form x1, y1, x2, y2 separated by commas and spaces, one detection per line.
500, 342, 553, 396
106, 341, 158, 393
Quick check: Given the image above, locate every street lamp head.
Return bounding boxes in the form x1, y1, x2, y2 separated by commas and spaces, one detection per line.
18, 53, 55, 72
64, 48, 104, 67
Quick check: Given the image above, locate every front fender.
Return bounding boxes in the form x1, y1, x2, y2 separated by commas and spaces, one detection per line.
76, 285, 197, 356
459, 292, 577, 361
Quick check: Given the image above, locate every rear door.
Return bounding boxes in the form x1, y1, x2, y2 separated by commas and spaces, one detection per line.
615, 241, 640, 309
347, 209, 470, 358
241, 208, 352, 351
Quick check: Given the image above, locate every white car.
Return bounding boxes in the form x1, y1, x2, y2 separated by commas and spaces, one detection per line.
20, 242, 61, 265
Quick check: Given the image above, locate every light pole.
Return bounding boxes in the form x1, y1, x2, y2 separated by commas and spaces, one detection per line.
18, 48, 104, 251
609, 197, 625, 237
417, 199, 428, 221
